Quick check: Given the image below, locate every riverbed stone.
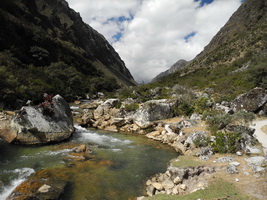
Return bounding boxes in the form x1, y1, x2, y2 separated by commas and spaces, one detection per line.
152, 182, 163, 190
162, 179, 175, 189
146, 185, 156, 196
37, 184, 51, 193
173, 176, 182, 184
179, 184, 187, 190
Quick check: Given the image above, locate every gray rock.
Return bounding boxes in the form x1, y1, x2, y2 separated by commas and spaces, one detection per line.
179, 184, 187, 190
245, 146, 262, 155
162, 179, 175, 189
185, 131, 209, 146
133, 100, 174, 128
94, 105, 104, 120
245, 156, 267, 166
196, 146, 213, 160
231, 87, 267, 112
81, 109, 94, 126
230, 162, 241, 167
103, 99, 119, 107
0, 95, 74, 145
252, 166, 266, 173
152, 182, 163, 190
216, 157, 234, 163
227, 164, 239, 174
146, 185, 155, 196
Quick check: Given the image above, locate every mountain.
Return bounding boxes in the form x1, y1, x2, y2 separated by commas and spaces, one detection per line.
155, 0, 267, 101
151, 59, 188, 82
0, 0, 136, 107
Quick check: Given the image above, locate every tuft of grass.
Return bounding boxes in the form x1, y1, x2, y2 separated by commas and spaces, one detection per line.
170, 155, 203, 168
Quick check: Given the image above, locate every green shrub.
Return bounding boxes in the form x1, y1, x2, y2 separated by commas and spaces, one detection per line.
193, 136, 210, 148
232, 110, 255, 126
173, 99, 194, 116
124, 103, 139, 112
194, 97, 211, 114
212, 131, 241, 154
206, 113, 232, 133
114, 101, 122, 109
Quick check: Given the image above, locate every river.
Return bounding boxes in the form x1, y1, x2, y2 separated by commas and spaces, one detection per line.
0, 125, 177, 199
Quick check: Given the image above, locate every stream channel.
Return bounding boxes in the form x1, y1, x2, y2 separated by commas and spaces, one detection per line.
0, 125, 177, 199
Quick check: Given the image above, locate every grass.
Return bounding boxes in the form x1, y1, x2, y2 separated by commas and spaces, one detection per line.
146, 178, 257, 200
170, 155, 203, 168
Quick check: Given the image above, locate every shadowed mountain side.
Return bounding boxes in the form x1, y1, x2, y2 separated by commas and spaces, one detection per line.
0, 0, 136, 108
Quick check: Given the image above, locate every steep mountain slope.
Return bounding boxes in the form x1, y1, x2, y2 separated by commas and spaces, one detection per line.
0, 0, 136, 107
156, 0, 267, 100
151, 59, 188, 82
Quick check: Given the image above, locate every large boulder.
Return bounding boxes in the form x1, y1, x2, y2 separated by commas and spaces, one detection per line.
231, 87, 267, 112
0, 95, 74, 145
133, 100, 174, 128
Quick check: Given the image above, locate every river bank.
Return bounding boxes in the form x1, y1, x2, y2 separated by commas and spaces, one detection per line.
73, 97, 267, 199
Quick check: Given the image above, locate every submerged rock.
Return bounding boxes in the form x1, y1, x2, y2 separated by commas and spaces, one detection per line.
7, 169, 69, 200
0, 95, 74, 145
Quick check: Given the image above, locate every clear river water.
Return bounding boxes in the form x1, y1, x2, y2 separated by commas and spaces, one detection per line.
0, 125, 177, 200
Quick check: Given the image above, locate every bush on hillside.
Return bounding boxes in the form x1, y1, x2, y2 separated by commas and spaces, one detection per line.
212, 131, 241, 154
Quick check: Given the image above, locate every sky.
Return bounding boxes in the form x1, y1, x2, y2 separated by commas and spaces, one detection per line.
66, 0, 244, 83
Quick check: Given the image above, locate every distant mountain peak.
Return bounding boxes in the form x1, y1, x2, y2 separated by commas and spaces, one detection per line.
151, 59, 188, 82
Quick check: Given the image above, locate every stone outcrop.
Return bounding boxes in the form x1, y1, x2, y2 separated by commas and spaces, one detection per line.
231, 88, 267, 113
145, 165, 215, 196
79, 98, 176, 133
0, 95, 74, 145
133, 100, 174, 128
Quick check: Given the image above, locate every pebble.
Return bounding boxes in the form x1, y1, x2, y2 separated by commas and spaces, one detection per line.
230, 161, 241, 167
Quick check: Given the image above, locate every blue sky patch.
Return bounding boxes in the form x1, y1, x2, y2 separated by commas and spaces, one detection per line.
112, 32, 123, 42
184, 31, 197, 42
194, 0, 214, 7
106, 15, 134, 24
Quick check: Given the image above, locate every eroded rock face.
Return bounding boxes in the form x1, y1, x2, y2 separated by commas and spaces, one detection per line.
0, 95, 74, 145
231, 87, 267, 112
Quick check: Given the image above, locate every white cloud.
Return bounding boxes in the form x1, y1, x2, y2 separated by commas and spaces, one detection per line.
66, 0, 242, 83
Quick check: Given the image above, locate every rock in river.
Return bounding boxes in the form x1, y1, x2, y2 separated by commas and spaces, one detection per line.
0, 95, 74, 145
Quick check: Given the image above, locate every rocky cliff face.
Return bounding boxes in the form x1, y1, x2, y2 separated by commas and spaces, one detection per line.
0, 0, 136, 107
151, 60, 188, 82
